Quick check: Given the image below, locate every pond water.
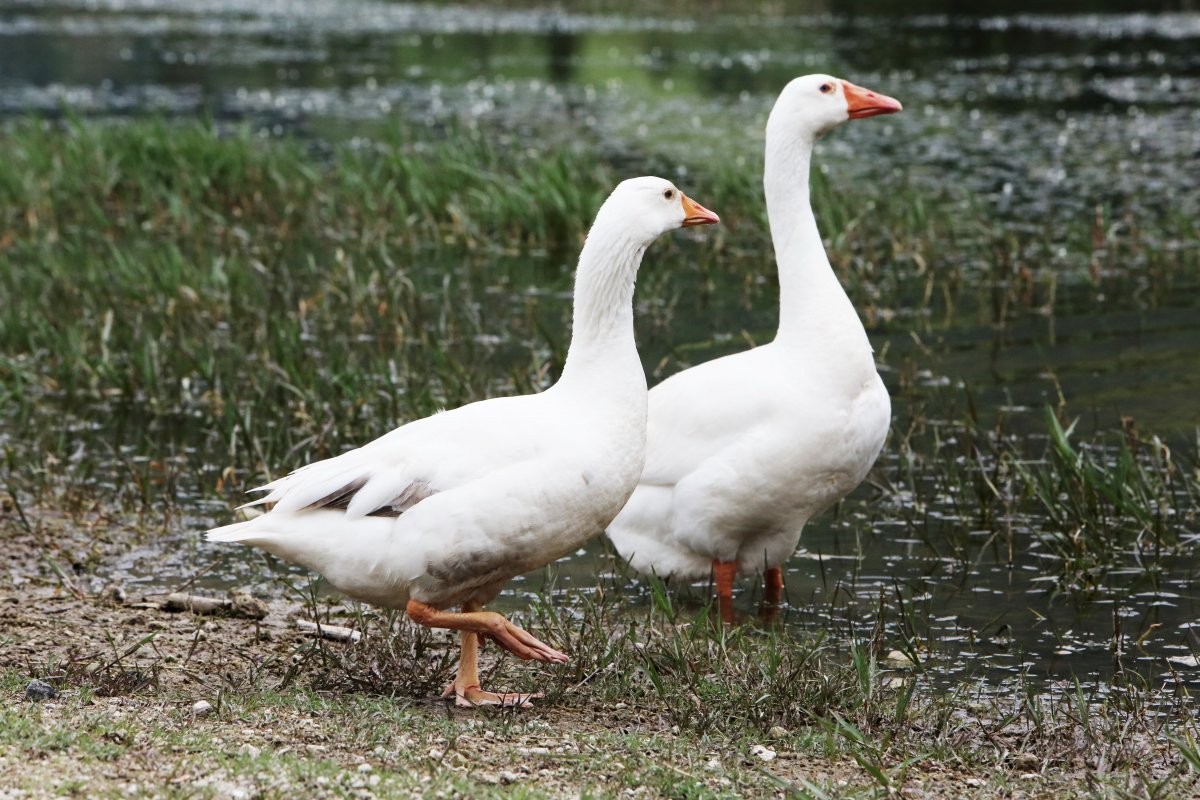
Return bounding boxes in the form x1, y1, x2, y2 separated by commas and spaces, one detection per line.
4, 0, 1200, 701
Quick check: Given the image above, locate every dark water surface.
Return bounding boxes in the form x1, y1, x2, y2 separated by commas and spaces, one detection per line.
4, 0, 1199, 701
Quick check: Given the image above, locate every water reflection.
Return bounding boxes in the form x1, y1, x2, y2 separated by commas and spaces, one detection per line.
5, 1, 1198, 228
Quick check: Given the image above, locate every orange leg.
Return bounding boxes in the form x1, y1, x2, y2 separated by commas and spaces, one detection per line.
406, 599, 568, 662
713, 560, 738, 624
763, 566, 783, 605
406, 599, 566, 708
759, 566, 784, 623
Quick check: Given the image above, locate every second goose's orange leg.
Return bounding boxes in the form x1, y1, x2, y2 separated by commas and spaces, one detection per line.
713, 560, 738, 624
759, 565, 784, 623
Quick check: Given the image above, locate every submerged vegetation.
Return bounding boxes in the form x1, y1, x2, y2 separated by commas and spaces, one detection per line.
2, 118, 1196, 483
2, 116, 1199, 797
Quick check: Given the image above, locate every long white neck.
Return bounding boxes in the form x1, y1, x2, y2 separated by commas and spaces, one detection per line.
556, 219, 647, 394
764, 123, 870, 354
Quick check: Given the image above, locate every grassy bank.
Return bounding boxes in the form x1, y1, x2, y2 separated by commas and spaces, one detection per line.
3, 548, 1199, 799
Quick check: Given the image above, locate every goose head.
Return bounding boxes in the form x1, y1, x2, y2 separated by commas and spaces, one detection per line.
599, 176, 720, 244
769, 74, 902, 140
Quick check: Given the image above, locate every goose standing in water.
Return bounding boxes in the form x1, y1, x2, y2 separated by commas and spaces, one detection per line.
607, 76, 901, 622
209, 177, 719, 705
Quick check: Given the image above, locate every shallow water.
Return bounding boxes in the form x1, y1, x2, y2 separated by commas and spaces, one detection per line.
3, 0, 1199, 699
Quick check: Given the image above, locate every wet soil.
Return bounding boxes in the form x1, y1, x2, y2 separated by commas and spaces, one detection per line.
2, 504, 1192, 799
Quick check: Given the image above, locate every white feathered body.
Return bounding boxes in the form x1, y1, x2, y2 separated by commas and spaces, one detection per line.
209, 379, 646, 609
607, 77, 896, 581
608, 333, 888, 580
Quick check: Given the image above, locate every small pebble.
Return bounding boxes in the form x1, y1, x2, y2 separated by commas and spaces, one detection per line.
229, 591, 269, 620
192, 700, 213, 717
25, 679, 57, 701
1010, 753, 1040, 770
750, 744, 776, 762
356, 763, 373, 773
101, 583, 127, 605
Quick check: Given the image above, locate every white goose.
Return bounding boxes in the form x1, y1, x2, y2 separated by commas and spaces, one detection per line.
606, 75, 902, 622
208, 177, 719, 705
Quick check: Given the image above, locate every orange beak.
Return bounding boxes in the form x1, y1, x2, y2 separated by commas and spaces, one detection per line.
680, 193, 720, 227
843, 80, 903, 119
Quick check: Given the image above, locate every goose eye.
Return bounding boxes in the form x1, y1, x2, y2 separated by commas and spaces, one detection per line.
820, 82, 834, 94
662, 188, 675, 200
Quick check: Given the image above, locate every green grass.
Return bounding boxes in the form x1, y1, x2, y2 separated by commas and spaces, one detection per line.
0, 118, 605, 419
2, 116, 1196, 510
5, 582, 1200, 799
878, 397, 1199, 595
